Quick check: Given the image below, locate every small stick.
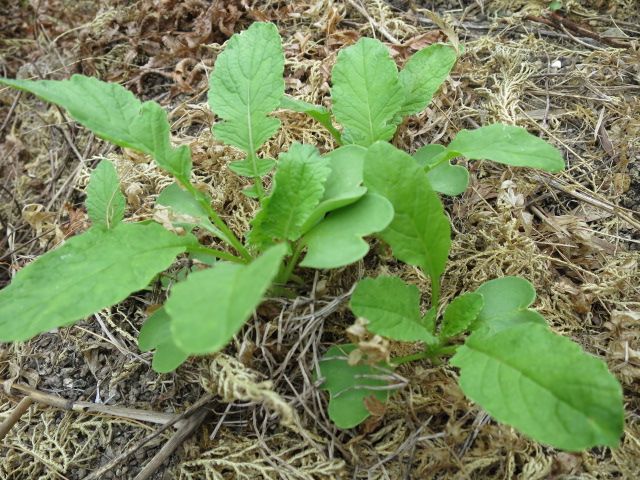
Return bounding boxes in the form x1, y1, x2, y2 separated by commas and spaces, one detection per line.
133, 408, 209, 480
83, 394, 213, 480
0, 397, 34, 441
346, 0, 401, 45
1, 380, 185, 428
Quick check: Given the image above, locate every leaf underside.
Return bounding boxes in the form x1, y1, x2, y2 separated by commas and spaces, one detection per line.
0, 223, 193, 341
86, 160, 126, 229
138, 307, 189, 373
451, 323, 624, 451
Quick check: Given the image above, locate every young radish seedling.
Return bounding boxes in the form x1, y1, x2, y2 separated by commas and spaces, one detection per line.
0, 21, 622, 451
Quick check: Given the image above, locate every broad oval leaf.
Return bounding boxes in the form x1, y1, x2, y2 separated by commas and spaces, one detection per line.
364, 141, 451, 281
86, 160, 126, 229
472, 276, 546, 333
0, 223, 194, 341
448, 123, 565, 172
209, 22, 284, 159
0, 76, 191, 180
350, 276, 436, 344
331, 38, 404, 146
139, 307, 189, 373
301, 145, 368, 233
166, 244, 287, 355
249, 143, 330, 247
414, 144, 469, 196
441, 292, 484, 338
397, 44, 457, 118
318, 344, 393, 429
451, 323, 624, 451
299, 193, 393, 269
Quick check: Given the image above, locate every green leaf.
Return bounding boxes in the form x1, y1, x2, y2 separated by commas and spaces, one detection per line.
0, 223, 194, 341
397, 44, 457, 118
139, 308, 189, 373
86, 160, 125, 229
451, 323, 624, 451
472, 276, 546, 333
166, 244, 287, 355
448, 124, 565, 172
249, 143, 330, 246
0, 76, 191, 180
414, 144, 469, 196
228, 157, 275, 178
331, 38, 404, 146
280, 95, 341, 141
300, 193, 393, 269
441, 292, 484, 338
318, 344, 392, 429
301, 145, 368, 233
209, 22, 284, 157
364, 141, 451, 281
157, 183, 228, 242
350, 276, 436, 344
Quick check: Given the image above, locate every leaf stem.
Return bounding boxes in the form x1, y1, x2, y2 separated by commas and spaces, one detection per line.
248, 151, 266, 202
278, 242, 304, 284
181, 182, 252, 261
431, 276, 441, 317
391, 344, 457, 366
185, 245, 245, 264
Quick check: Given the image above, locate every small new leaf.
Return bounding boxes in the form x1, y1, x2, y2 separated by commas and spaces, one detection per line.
86, 160, 125, 229
249, 143, 330, 246
300, 193, 393, 269
331, 38, 404, 146
318, 344, 392, 429
451, 323, 624, 451
364, 142, 451, 281
448, 123, 565, 172
280, 95, 342, 142
350, 276, 436, 344
209, 22, 284, 157
471, 276, 546, 333
166, 244, 287, 355
414, 144, 469, 196
0, 223, 194, 341
139, 308, 189, 373
397, 44, 457, 118
441, 292, 484, 338
301, 145, 368, 233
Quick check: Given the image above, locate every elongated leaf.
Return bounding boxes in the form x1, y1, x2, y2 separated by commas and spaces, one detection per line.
300, 193, 393, 269
471, 276, 546, 333
451, 323, 624, 451
331, 38, 404, 146
364, 142, 451, 281
441, 292, 484, 338
139, 308, 189, 373
414, 144, 469, 196
448, 124, 565, 172
318, 344, 393, 429
249, 143, 330, 246
166, 244, 286, 354
397, 44, 457, 118
0, 223, 194, 341
157, 183, 228, 242
351, 276, 436, 344
280, 95, 340, 140
301, 145, 368, 233
209, 22, 284, 164
0, 76, 191, 179
86, 160, 125, 229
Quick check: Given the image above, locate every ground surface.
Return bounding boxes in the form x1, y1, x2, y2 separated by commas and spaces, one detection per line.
0, 0, 639, 478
